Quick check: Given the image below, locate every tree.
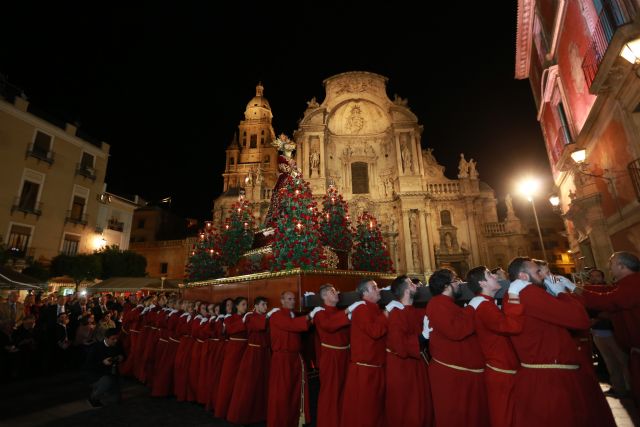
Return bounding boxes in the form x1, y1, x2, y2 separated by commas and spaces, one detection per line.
186, 222, 224, 281
352, 212, 394, 273
271, 176, 325, 271
50, 253, 102, 291
319, 184, 353, 252
220, 192, 255, 267
96, 245, 147, 279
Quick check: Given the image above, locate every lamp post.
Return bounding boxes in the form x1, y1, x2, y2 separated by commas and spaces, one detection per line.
518, 178, 548, 262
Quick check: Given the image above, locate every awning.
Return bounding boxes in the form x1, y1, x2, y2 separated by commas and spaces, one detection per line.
86, 277, 183, 293
0, 266, 47, 290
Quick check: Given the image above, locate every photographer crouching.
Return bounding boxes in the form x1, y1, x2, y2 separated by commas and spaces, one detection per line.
85, 328, 124, 407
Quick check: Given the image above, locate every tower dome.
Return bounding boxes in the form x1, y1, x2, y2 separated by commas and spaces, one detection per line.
245, 82, 272, 120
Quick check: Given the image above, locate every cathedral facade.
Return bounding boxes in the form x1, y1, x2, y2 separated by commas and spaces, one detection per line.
213, 72, 527, 276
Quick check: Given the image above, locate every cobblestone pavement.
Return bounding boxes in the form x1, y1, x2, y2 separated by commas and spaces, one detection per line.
0, 370, 637, 427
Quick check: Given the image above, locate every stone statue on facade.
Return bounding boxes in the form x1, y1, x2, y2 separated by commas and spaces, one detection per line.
412, 241, 421, 269
458, 153, 469, 178
310, 150, 320, 177
409, 211, 418, 237
306, 96, 319, 109
255, 166, 263, 184
383, 178, 393, 197
401, 142, 413, 173
505, 194, 515, 218
468, 158, 478, 179
393, 93, 408, 106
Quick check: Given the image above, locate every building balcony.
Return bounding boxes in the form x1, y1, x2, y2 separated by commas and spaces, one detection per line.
10, 197, 43, 217
483, 222, 512, 236
75, 163, 97, 181
65, 211, 88, 226
426, 182, 460, 196
107, 219, 125, 232
582, 0, 637, 92
5, 246, 36, 259
25, 147, 55, 165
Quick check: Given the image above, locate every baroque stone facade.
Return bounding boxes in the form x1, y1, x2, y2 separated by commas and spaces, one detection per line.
214, 72, 528, 276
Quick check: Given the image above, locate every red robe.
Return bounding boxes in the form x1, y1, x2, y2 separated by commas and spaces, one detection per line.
583, 272, 640, 407
425, 295, 489, 427
385, 305, 433, 427
173, 313, 195, 401
214, 314, 248, 418
314, 305, 350, 427
267, 308, 310, 427
508, 286, 615, 427
206, 317, 226, 411
227, 312, 271, 424
194, 317, 213, 405
341, 301, 387, 427
473, 295, 523, 427
150, 309, 181, 397
140, 307, 163, 385
119, 305, 143, 377
187, 315, 208, 401
135, 306, 155, 381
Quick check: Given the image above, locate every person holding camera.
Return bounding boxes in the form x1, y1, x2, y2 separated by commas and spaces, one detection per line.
85, 328, 124, 407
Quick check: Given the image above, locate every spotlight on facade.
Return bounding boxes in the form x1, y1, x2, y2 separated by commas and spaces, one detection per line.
570, 149, 586, 164
549, 195, 560, 207
620, 38, 640, 64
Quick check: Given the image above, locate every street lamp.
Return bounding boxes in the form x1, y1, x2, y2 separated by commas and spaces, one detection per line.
517, 177, 548, 262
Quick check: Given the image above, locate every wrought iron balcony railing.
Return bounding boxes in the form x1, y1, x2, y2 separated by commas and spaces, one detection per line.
582, 0, 636, 88
107, 219, 125, 232
65, 210, 88, 226
26, 146, 55, 165
75, 163, 97, 181
10, 196, 43, 217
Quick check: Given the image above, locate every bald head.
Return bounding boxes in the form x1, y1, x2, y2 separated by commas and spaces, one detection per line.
281, 291, 296, 310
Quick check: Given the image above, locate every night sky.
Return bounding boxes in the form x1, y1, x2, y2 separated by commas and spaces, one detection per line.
1, 2, 553, 221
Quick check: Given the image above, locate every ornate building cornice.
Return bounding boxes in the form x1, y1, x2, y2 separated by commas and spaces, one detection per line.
515, 0, 535, 79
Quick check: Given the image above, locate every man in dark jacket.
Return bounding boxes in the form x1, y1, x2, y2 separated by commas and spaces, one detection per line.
85, 328, 124, 407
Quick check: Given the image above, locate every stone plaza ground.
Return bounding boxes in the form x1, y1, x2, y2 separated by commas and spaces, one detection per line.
0, 369, 637, 427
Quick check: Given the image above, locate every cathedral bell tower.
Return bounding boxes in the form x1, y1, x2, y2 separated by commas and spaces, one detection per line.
216, 83, 278, 227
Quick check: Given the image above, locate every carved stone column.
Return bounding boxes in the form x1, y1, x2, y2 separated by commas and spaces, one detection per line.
394, 133, 404, 176
401, 210, 413, 272
319, 134, 325, 178
419, 209, 432, 273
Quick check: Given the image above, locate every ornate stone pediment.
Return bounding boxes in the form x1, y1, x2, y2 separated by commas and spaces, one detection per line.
328, 100, 390, 135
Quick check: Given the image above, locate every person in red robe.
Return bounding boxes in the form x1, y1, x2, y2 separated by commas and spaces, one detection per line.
267, 291, 311, 427
119, 299, 145, 377
173, 301, 196, 401
506, 257, 615, 427
150, 299, 182, 397
214, 297, 249, 418
119, 299, 143, 373
207, 298, 233, 412
196, 303, 219, 404
581, 251, 640, 406
426, 268, 489, 427
312, 284, 350, 427
466, 266, 523, 427
227, 296, 270, 425
341, 279, 388, 427
385, 275, 433, 427
193, 303, 214, 405
187, 303, 210, 401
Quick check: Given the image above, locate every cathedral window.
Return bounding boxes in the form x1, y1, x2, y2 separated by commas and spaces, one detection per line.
351, 162, 369, 194
230, 157, 235, 165
263, 155, 270, 164
250, 134, 257, 148
440, 210, 452, 226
